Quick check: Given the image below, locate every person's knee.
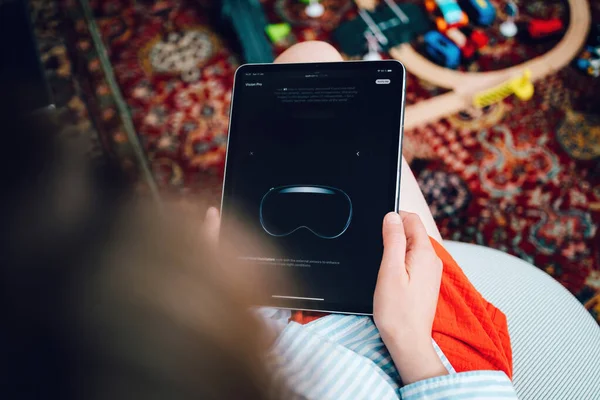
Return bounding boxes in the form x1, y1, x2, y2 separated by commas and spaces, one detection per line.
275, 41, 343, 63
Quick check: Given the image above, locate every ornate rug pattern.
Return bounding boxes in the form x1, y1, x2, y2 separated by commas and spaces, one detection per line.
34, 0, 600, 321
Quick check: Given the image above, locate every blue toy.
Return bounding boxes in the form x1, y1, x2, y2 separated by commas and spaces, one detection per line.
461, 0, 496, 26
423, 30, 461, 69
437, 0, 465, 25
576, 46, 600, 78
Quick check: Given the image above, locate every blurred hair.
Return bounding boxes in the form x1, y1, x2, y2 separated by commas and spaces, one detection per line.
1, 107, 280, 399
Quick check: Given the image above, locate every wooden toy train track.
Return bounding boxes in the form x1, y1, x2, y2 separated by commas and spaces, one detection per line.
378, 0, 591, 129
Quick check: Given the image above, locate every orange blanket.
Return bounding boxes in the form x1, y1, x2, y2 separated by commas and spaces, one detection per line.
290, 238, 513, 379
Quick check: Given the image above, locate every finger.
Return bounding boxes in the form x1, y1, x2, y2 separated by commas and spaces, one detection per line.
203, 207, 221, 246
377, 212, 408, 283
399, 212, 431, 251
399, 212, 436, 276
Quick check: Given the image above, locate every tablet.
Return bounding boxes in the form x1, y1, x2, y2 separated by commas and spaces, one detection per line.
221, 60, 406, 315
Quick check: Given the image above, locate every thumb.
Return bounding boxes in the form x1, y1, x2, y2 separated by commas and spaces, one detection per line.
378, 212, 407, 280
203, 207, 221, 247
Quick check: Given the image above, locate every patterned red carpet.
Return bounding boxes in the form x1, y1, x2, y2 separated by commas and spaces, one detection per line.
34, 0, 599, 321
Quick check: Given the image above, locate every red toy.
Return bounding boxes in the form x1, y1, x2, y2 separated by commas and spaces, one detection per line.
527, 18, 564, 39
470, 29, 489, 48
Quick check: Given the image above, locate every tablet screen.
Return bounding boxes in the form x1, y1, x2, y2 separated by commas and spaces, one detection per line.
222, 61, 405, 314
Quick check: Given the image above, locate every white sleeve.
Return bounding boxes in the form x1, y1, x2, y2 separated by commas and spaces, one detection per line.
398, 370, 518, 400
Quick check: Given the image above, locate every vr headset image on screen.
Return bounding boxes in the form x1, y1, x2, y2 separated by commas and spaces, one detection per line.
259, 185, 353, 239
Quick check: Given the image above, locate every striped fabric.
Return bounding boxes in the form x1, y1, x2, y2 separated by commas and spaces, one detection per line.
444, 241, 600, 400
262, 241, 600, 399
267, 314, 517, 399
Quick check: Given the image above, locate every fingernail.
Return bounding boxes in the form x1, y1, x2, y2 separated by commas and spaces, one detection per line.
385, 212, 402, 225
206, 207, 219, 218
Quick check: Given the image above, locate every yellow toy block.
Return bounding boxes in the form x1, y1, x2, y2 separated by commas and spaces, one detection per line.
473, 69, 534, 108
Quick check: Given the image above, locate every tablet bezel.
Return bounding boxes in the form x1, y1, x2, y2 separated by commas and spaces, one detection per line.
221, 60, 406, 315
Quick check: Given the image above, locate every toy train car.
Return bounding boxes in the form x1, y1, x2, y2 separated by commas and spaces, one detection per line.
527, 18, 564, 39
425, 0, 469, 33
424, 30, 461, 69
576, 46, 600, 77
460, 0, 496, 26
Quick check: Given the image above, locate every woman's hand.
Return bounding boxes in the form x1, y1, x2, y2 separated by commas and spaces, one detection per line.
373, 211, 447, 385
